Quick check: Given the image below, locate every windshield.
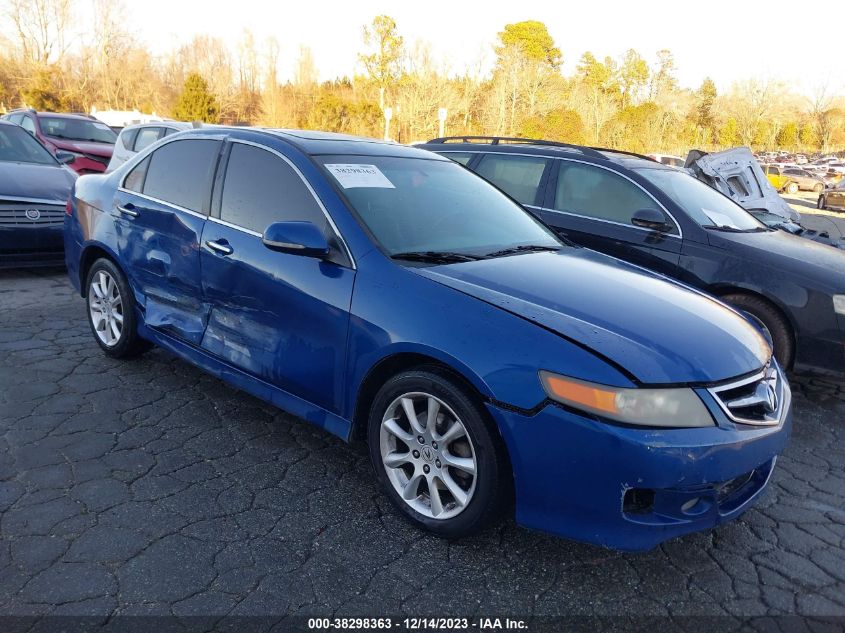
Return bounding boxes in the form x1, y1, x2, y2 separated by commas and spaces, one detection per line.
0, 125, 58, 165
40, 116, 117, 144
636, 167, 765, 231
318, 155, 562, 257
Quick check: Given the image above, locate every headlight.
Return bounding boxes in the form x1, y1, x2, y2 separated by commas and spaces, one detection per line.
539, 371, 714, 428
834, 295, 845, 316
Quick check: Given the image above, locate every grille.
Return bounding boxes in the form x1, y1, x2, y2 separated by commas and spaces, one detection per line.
709, 362, 786, 426
0, 203, 66, 226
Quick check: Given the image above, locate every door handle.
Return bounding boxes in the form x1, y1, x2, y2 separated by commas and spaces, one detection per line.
205, 239, 233, 256
116, 204, 138, 218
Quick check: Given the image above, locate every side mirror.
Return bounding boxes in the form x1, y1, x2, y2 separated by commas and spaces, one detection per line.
262, 221, 330, 259
55, 151, 76, 165
631, 208, 670, 232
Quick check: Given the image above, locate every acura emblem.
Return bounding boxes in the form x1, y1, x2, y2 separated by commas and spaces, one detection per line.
25, 208, 41, 220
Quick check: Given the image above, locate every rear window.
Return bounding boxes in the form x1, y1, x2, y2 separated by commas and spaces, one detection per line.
474, 154, 548, 205
140, 139, 220, 213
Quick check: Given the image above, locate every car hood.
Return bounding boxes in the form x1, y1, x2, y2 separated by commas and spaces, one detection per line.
414, 249, 770, 385
50, 139, 114, 157
708, 228, 845, 285
0, 161, 76, 202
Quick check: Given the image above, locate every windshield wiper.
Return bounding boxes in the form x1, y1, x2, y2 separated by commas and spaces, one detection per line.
390, 251, 484, 264
704, 225, 765, 233
484, 244, 561, 258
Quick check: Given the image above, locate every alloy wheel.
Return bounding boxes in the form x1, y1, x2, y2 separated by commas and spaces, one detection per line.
379, 392, 477, 520
88, 270, 124, 347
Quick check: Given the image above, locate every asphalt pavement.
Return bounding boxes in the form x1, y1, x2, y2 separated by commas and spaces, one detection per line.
0, 268, 843, 627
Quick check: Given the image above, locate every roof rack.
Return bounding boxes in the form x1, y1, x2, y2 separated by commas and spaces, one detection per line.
427, 136, 605, 159
588, 146, 657, 162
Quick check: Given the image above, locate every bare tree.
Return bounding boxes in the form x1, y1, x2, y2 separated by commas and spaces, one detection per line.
6, 0, 75, 66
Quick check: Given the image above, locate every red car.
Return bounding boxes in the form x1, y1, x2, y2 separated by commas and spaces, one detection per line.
1, 109, 116, 174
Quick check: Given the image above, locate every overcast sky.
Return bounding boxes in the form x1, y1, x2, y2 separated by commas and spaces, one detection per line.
127, 0, 842, 96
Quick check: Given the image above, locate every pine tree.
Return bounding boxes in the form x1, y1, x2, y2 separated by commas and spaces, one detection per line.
173, 72, 220, 123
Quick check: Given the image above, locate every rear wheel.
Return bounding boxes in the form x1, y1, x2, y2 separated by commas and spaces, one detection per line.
367, 368, 506, 538
817, 196, 826, 209
85, 259, 150, 358
721, 293, 794, 369
785, 182, 799, 195
813, 182, 824, 193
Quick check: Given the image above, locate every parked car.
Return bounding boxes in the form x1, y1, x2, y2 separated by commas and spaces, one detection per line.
65, 127, 791, 552
817, 179, 845, 212
1, 109, 116, 174
759, 164, 800, 193
782, 167, 826, 192
419, 137, 845, 375
823, 170, 844, 188
0, 120, 76, 267
107, 121, 194, 171
647, 153, 685, 168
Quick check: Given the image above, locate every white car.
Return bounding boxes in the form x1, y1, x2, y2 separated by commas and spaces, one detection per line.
106, 121, 195, 171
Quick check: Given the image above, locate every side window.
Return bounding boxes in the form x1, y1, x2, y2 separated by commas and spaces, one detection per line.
124, 156, 150, 192
120, 128, 139, 151
162, 127, 179, 137
441, 152, 474, 166
474, 154, 548, 205
220, 143, 326, 234
142, 139, 221, 212
133, 127, 162, 152
7, 114, 23, 125
554, 162, 663, 228
20, 116, 36, 135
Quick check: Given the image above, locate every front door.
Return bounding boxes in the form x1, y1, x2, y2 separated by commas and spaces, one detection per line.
537, 159, 682, 276
199, 141, 355, 414
113, 138, 221, 345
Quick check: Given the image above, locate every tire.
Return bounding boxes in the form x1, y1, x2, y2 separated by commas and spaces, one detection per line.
85, 258, 150, 358
721, 293, 794, 369
785, 182, 799, 195
813, 183, 824, 193
817, 196, 826, 209
367, 367, 506, 538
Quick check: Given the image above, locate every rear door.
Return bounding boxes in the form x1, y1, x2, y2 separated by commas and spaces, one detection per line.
113, 137, 222, 345
199, 141, 355, 414
537, 159, 682, 275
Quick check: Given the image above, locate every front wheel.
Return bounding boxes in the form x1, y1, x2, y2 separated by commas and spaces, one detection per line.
813, 183, 824, 193
817, 196, 826, 209
785, 182, 799, 195
367, 368, 507, 538
85, 259, 150, 358
722, 293, 794, 369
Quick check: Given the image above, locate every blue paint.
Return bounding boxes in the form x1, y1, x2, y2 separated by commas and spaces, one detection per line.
64, 128, 791, 550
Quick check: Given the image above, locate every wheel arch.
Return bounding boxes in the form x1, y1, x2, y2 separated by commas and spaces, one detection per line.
709, 284, 798, 365
78, 242, 123, 297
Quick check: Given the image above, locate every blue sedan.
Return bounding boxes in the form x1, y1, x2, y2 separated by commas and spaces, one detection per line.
64, 128, 791, 551
0, 120, 76, 267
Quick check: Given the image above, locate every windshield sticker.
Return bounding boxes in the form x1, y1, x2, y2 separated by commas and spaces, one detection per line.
325, 164, 395, 189
701, 208, 739, 229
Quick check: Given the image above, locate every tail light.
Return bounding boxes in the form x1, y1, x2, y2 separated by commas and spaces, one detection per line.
65, 198, 73, 216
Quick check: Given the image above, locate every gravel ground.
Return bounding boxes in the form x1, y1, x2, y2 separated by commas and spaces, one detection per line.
0, 268, 843, 627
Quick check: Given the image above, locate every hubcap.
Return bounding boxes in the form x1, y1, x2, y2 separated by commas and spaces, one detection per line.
88, 270, 124, 347
379, 392, 477, 520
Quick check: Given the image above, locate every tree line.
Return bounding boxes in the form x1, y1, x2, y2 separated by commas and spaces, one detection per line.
2, 1, 843, 154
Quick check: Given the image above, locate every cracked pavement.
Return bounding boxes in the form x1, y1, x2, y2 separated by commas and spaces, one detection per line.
1, 268, 844, 622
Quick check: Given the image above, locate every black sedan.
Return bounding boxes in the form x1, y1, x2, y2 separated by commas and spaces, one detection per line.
419, 138, 845, 376
0, 120, 76, 268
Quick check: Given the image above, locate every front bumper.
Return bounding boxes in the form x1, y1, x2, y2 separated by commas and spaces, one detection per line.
489, 380, 791, 552
0, 224, 65, 268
